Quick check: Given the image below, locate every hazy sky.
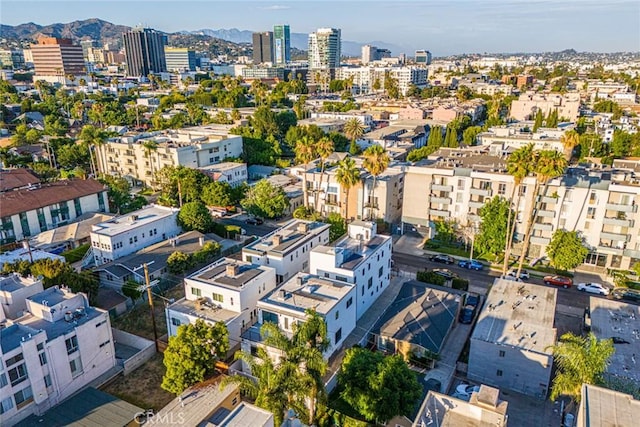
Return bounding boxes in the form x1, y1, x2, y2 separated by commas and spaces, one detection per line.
2, 0, 639, 55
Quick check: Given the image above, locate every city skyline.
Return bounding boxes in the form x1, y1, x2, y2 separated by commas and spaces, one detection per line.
2, 0, 639, 55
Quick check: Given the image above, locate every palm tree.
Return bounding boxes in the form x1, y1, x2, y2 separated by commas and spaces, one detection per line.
314, 136, 335, 212
516, 150, 567, 277
547, 333, 614, 403
560, 130, 580, 162
362, 144, 389, 220
79, 124, 107, 178
294, 136, 316, 208
343, 118, 365, 154
142, 140, 159, 189
335, 158, 361, 220
502, 144, 535, 276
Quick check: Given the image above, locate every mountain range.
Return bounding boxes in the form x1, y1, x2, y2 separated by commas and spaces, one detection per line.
0, 18, 406, 57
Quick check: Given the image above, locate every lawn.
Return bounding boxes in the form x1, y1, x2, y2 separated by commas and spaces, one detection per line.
101, 353, 174, 411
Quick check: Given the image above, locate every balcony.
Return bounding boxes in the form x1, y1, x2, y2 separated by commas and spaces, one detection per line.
325, 200, 341, 207
599, 231, 629, 242
470, 187, 492, 197
431, 183, 453, 192
468, 200, 485, 209
530, 236, 550, 245
598, 244, 624, 255
537, 210, 556, 218
429, 209, 450, 218
430, 196, 451, 205
602, 217, 634, 227
541, 196, 559, 204
364, 202, 379, 209
533, 223, 553, 231
467, 213, 480, 222
605, 203, 637, 213
624, 248, 640, 259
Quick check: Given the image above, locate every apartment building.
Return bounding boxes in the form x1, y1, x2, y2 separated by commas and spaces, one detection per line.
0, 179, 109, 245
90, 205, 180, 266
309, 111, 374, 129
0, 287, 116, 425
241, 272, 357, 361
242, 220, 331, 284
0, 49, 25, 70
310, 221, 392, 320
477, 125, 568, 154
510, 92, 581, 121
401, 148, 640, 271
30, 37, 85, 80
94, 126, 244, 187
336, 66, 428, 96
576, 384, 640, 427
166, 258, 276, 351
198, 162, 248, 188
123, 27, 167, 76
308, 28, 341, 70
0, 274, 44, 321
468, 279, 557, 399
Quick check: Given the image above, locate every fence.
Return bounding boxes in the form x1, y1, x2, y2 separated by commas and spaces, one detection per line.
112, 328, 156, 375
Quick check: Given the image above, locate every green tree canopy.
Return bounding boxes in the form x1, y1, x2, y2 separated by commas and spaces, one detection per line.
546, 229, 589, 271
476, 196, 513, 257
201, 181, 233, 207
162, 319, 229, 396
122, 279, 143, 301
177, 201, 214, 233
241, 179, 289, 219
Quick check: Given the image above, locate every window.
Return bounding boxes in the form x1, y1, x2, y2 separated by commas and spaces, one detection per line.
171, 318, 181, 326
335, 328, 342, 343
378, 266, 383, 277
368, 277, 373, 289
284, 317, 289, 330
250, 346, 259, 357
69, 356, 83, 377
0, 372, 7, 388
6, 354, 24, 367
74, 198, 82, 216
99, 340, 111, 348
499, 350, 505, 358
8, 364, 28, 386
498, 183, 506, 195
212, 293, 223, 303
587, 207, 596, 219
65, 335, 79, 354
0, 397, 13, 414
456, 193, 463, 203
262, 310, 278, 324
589, 191, 597, 204
346, 297, 353, 308
39, 352, 47, 366
191, 287, 202, 297
336, 275, 348, 282
44, 374, 52, 388
14, 386, 33, 409
457, 179, 465, 190
335, 310, 339, 320
496, 369, 503, 377
230, 297, 234, 306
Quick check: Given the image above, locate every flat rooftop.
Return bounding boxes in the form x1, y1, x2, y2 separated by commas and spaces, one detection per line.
17, 306, 103, 341
471, 279, 557, 354
218, 402, 273, 427
91, 205, 177, 237
0, 323, 42, 353
188, 258, 270, 289
579, 384, 640, 427
415, 388, 508, 427
260, 273, 353, 315
589, 298, 640, 384
199, 162, 246, 172
168, 297, 240, 324
243, 220, 329, 256
0, 273, 39, 293
313, 233, 390, 271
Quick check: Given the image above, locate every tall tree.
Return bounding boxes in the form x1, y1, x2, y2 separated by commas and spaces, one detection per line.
241, 179, 289, 219
476, 196, 512, 258
177, 201, 214, 233
362, 145, 389, 220
314, 136, 335, 212
335, 157, 361, 220
548, 333, 614, 403
546, 230, 590, 271
79, 124, 107, 177
294, 136, 316, 208
533, 109, 544, 132
343, 118, 365, 156
142, 140, 159, 188
560, 130, 580, 162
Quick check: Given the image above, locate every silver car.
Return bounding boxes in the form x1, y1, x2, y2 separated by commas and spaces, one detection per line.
577, 282, 610, 296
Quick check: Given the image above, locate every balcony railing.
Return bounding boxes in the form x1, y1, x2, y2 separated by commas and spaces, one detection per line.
597, 244, 624, 255
431, 183, 453, 192
532, 223, 553, 231
468, 200, 484, 209
605, 203, 637, 213
530, 236, 550, 245
537, 210, 556, 218
429, 209, 450, 218
541, 196, 559, 204
602, 217, 634, 227
599, 231, 629, 242
469, 187, 492, 197
430, 196, 451, 205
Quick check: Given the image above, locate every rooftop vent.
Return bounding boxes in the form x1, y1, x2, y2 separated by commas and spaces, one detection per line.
272, 235, 283, 246
297, 222, 309, 233
226, 264, 240, 277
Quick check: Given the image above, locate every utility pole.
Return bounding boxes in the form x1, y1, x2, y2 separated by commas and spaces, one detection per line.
144, 263, 159, 352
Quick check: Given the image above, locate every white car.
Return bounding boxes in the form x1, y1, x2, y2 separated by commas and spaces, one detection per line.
507, 269, 530, 280
455, 384, 480, 396
577, 282, 610, 296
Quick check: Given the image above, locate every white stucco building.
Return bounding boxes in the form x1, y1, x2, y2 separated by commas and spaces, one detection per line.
0, 287, 116, 425
90, 205, 180, 266
198, 162, 248, 188
0, 274, 44, 321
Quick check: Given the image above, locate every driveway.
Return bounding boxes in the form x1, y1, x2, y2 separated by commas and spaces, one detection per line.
393, 232, 426, 256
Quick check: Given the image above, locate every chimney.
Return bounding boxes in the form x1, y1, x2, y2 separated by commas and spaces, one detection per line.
199, 236, 205, 247
226, 264, 239, 277
297, 222, 309, 233
171, 239, 176, 247
297, 275, 304, 286
272, 234, 282, 246
279, 289, 287, 299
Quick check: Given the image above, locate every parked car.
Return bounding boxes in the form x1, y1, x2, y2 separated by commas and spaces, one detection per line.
433, 268, 457, 280
459, 305, 475, 324
507, 269, 530, 280
543, 275, 573, 288
424, 378, 442, 393
610, 288, 640, 304
458, 259, 483, 270
577, 282, 610, 296
465, 294, 479, 308
245, 216, 264, 225
430, 254, 454, 264
456, 384, 480, 396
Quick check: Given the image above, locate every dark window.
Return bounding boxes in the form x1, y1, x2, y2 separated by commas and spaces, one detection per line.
499, 350, 505, 357
262, 310, 279, 324
346, 297, 353, 308
368, 277, 373, 289
335, 328, 342, 343
65, 335, 79, 354
497, 369, 503, 377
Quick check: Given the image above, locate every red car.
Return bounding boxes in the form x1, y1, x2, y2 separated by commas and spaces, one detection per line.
543, 275, 573, 289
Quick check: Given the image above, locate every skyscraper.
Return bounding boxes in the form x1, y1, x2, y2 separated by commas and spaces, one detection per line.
123, 27, 167, 77
252, 32, 274, 64
31, 37, 85, 76
415, 50, 432, 65
164, 47, 196, 71
308, 28, 341, 69
273, 24, 291, 65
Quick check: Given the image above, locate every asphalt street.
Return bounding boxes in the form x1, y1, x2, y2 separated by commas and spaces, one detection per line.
217, 217, 278, 237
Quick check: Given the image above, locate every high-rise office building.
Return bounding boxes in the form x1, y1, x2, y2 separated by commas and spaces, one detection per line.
31, 37, 85, 76
252, 32, 274, 64
415, 50, 432, 65
308, 28, 341, 69
164, 47, 196, 71
361, 44, 392, 64
273, 24, 291, 65
123, 27, 167, 77
0, 49, 25, 69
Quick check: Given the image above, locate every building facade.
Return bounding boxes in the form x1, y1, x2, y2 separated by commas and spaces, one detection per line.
414, 50, 432, 65
0, 274, 44, 321
164, 47, 196, 72
510, 92, 580, 122
308, 28, 341, 70
123, 27, 167, 77
252, 32, 274, 65
273, 24, 290, 65
336, 66, 427, 96
198, 162, 248, 188
30, 38, 85, 77
0, 49, 25, 70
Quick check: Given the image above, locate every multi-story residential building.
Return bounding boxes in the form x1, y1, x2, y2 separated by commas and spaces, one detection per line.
252, 32, 274, 64
310, 221, 392, 320
0, 274, 44, 321
123, 27, 167, 77
273, 24, 291, 65
510, 92, 581, 121
90, 205, 180, 266
308, 28, 341, 70
164, 47, 196, 72
401, 148, 640, 271
414, 49, 432, 65
0, 179, 109, 245
336, 66, 428, 96
198, 162, 248, 188
241, 272, 357, 361
30, 38, 85, 80
468, 279, 557, 399
0, 287, 116, 425
0, 49, 25, 70
242, 220, 331, 284
241, 66, 286, 81
309, 111, 374, 129
94, 126, 243, 187
166, 258, 276, 351
477, 125, 568, 154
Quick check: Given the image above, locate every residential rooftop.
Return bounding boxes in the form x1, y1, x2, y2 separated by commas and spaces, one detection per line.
0, 168, 40, 193
168, 297, 239, 324
198, 162, 246, 173
471, 279, 557, 354
312, 230, 391, 271
243, 219, 330, 257
0, 247, 65, 267
260, 273, 353, 316
578, 384, 640, 427
0, 323, 42, 353
90, 205, 178, 237
589, 298, 640, 384
31, 212, 115, 249
218, 402, 274, 427
0, 273, 40, 293
188, 258, 271, 290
